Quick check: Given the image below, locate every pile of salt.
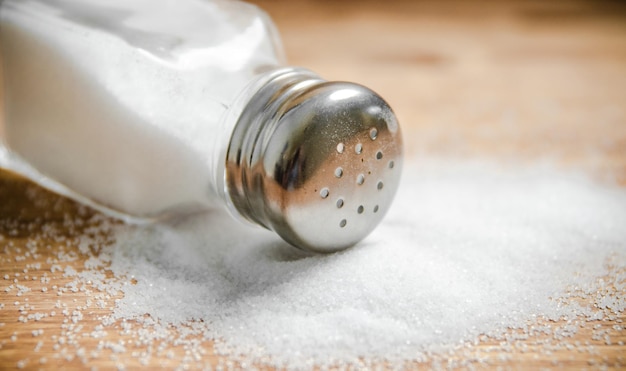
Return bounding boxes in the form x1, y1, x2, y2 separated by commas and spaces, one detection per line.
102, 159, 626, 368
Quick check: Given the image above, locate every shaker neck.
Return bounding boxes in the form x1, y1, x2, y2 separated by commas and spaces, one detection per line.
215, 67, 324, 224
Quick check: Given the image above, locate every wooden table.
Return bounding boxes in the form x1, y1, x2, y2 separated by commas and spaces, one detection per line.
1, 1, 625, 369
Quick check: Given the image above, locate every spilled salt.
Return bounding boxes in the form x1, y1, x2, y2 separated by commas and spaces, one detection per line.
1, 155, 625, 368
100, 159, 626, 367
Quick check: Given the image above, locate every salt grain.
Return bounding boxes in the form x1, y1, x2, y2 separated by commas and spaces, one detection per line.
1, 159, 625, 368
97, 160, 625, 368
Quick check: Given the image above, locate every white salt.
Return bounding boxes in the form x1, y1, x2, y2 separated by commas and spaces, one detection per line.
1, 154, 624, 368
0, 1, 282, 218
101, 158, 626, 368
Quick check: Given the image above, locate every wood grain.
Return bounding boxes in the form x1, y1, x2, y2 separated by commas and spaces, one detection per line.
1, 1, 625, 369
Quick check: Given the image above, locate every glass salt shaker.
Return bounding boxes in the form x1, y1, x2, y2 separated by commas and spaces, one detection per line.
0, 0, 403, 253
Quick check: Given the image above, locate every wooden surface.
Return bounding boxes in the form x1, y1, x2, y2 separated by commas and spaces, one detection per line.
1, 0, 626, 369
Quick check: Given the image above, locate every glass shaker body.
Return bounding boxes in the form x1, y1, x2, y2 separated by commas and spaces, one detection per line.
1, 0, 284, 218
0, 0, 404, 252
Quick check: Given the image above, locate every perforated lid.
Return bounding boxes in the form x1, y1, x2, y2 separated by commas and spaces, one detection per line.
226, 71, 402, 253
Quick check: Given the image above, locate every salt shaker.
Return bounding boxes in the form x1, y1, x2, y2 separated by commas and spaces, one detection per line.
0, 0, 403, 253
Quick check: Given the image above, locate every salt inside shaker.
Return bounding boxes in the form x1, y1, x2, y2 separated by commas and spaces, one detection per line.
0, 0, 403, 253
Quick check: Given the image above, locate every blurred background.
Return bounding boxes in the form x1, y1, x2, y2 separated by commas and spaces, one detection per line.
252, 0, 626, 182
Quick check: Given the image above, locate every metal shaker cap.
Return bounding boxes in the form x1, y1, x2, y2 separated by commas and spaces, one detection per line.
226, 69, 402, 253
